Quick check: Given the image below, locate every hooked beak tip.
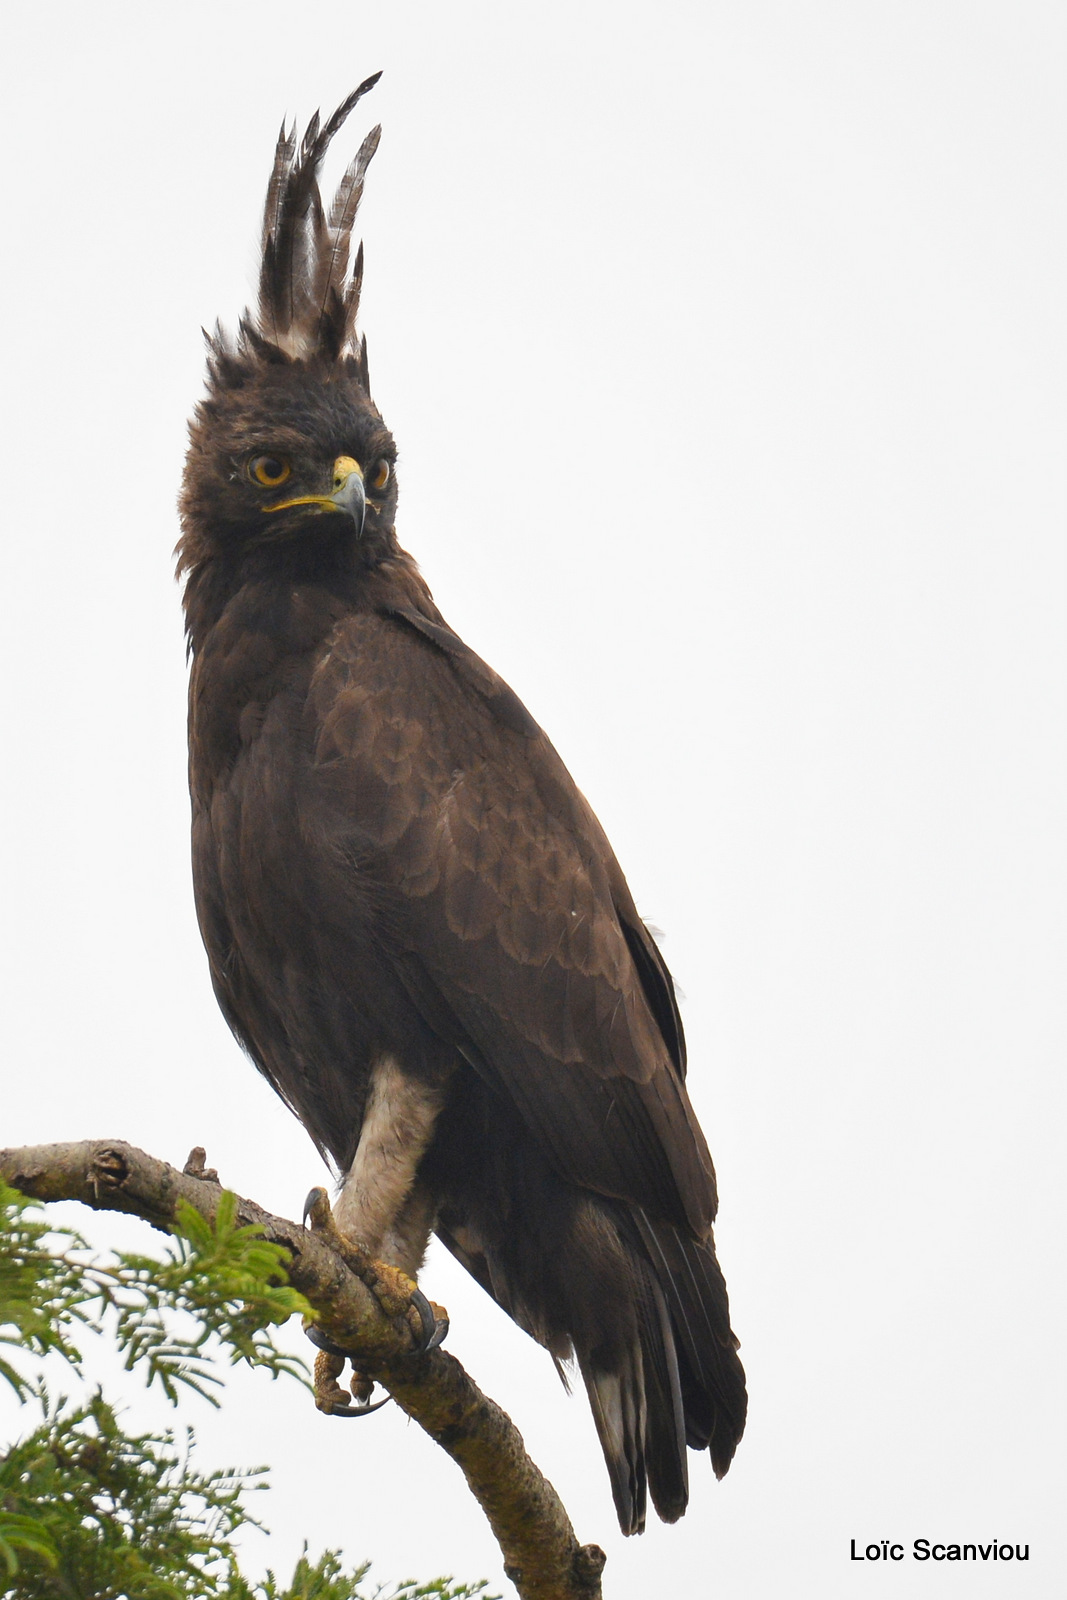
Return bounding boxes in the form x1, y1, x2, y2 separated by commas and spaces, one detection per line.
330, 474, 366, 535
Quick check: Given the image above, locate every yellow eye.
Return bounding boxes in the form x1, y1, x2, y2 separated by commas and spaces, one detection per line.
249, 454, 291, 488
371, 459, 390, 492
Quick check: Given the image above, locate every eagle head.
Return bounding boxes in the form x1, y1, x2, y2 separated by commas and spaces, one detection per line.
178, 75, 395, 595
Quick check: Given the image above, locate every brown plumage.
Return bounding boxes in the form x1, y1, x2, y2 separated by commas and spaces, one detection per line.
178, 78, 746, 1536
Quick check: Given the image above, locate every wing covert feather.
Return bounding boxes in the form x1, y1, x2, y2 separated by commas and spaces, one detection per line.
306, 609, 716, 1236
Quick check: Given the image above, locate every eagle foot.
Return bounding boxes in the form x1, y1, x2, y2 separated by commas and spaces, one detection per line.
312, 1348, 389, 1419
351, 1261, 448, 1353
302, 1187, 449, 1355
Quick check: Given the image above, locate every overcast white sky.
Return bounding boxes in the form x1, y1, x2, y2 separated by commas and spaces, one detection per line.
3, 3, 1064, 1596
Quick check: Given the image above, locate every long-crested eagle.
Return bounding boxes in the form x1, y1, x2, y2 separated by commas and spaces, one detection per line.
178, 76, 746, 1536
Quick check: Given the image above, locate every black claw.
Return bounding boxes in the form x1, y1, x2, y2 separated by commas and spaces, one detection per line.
425, 1313, 449, 1352
410, 1286, 445, 1352
305, 1324, 352, 1359
303, 1186, 329, 1227
326, 1395, 391, 1418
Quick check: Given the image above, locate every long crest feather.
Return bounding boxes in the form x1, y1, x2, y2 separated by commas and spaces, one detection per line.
318, 124, 381, 350
255, 73, 382, 370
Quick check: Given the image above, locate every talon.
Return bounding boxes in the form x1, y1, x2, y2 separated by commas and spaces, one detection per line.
408, 1286, 436, 1348
304, 1322, 352, 1359
303, 1186, 331, 1228
328, 1394, 392, 1418
407, 1286, 447, 1352
426, 1305, 450, 1351
312, 1346, 391, 1419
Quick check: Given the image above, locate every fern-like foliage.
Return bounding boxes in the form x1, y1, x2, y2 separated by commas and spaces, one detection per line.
0, 1182, 309, 1405
0, 1182, 496, 1600
103, 1193, 312, 1404
228, 1544, 495, 1599
0, 1184, 93, 1398
0, 1387, 260, 1597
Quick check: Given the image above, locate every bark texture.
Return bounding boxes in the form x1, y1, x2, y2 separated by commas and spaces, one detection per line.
0, 1139, 606, 1600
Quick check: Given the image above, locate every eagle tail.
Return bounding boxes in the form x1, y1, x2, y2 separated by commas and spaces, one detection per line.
630, 1210, 748, 1476
571, 1210, 744, 1534
431, 1105, 745, 1535
580, 1266, 688, 1534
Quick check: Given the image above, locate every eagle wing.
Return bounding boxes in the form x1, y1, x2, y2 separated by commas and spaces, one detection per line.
305, 600, 717, 1240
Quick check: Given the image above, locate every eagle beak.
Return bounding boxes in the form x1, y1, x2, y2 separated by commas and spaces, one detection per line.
328, 456, 366, 534
264, 455, 366, 536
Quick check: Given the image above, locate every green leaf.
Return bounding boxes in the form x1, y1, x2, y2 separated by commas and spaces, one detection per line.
0, 1182, 494, 1599
0, 1182, 94, 1393
0, 1510, 59, 1577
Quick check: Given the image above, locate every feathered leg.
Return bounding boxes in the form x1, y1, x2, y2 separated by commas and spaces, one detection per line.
305, 1056, 452, 1412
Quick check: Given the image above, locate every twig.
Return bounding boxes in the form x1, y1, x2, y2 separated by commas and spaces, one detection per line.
0, 1139, 605, 1600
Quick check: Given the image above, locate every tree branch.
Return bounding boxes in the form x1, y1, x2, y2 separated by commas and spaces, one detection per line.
0, 1139, 605, 1600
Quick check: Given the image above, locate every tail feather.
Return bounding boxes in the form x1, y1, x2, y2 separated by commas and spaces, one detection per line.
578, 1259, 690, 1534
639, 1276, 689, 1523
583, 1360, 648, 1536
432, 1095, 746, 1536
631, 1209, 747, 1475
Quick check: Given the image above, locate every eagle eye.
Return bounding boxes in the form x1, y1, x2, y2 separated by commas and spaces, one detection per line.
249, 454, 291, 488
371, 459, 390, 492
